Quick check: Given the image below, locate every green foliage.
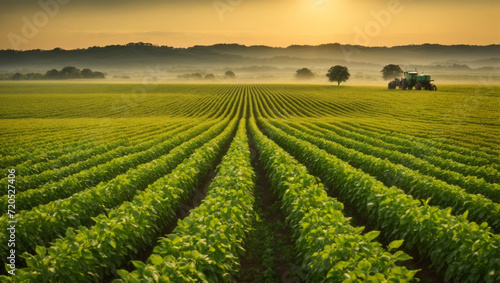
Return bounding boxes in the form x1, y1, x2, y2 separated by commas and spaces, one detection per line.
309, 121, 500, 199
381, 64, 403, 80
326, 65, 350, 85
272, 120, 500, 233
0, 83, 498, 282
259, 118, 500, 283
224, 70, 236, 79
119, 119, 255, 282
5, 67, 105, 80
295, 68, 315, 80
248, 114, 417, 282
0, 120, 220, 268
204, 73, 215, 80
10, 117, 239, 281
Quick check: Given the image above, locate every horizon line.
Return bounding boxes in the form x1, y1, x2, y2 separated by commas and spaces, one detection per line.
2, 42, 500, 52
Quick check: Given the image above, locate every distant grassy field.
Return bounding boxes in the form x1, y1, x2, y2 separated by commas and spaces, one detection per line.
1, 82, 499, 282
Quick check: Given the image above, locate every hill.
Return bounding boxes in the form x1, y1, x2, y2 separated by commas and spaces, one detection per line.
1, 43, 499, 82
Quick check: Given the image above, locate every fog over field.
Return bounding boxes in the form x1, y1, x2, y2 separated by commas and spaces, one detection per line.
1, 43, 499, 84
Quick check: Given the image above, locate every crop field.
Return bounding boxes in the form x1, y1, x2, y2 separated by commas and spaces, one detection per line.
0, 82, 499, 282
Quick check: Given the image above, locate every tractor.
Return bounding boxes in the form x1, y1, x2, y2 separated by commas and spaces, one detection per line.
388, 70, 437, 91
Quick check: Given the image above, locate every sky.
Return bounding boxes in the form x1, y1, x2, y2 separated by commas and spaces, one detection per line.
0, 0, 499, 50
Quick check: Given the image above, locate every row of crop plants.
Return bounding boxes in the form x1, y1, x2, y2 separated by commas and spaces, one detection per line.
250, 89, 498, 185
0, 122, 186, 193
5, 115, 239, 281
310, 121, 500, 185
256, 117, 499, 282
119, 118, 256, 282
270, 119, 500, 232
0, 118, 184, 169
313, 121, 500, 184
2, 89, 414, 282
184, 84, 240, 118
0, 121, 209, 211
248, 90, 500, 281
344, 119, 500, 159
118, 100, 418, 282
355, 117, 500, 151
247, 113, 417, 281
2, 85, 497, 282
0, 117, 173, 158
2, 90, 245, 280
0, 118, 226, 270
337, 120, 500, 169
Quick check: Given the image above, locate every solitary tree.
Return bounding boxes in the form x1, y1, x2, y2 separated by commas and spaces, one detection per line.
295, 68, 315, 80
204, 73, 215, 80
224, 70, 236, 79
326, 65, 350, 85
381, 64, 403, 80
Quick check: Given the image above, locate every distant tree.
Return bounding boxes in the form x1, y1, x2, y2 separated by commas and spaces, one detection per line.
205, 73, 215, 80
177, 73, 203, 80
326, 65, 350, 85
295, 68, 315, 80
45, 69, 60, 79
381, 64, 403, 80
81, 68, 94, 78
25, 73, 44, 80
11, 73, 25, 80
224, 71, 236, 79
60, 66, 81, 79
92, 71, 105, 79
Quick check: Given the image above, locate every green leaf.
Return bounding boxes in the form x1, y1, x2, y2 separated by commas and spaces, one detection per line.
116, 269, 131, 280
388, 239, 404, 251
393, 251, 413, 262
357, 260, 372, 272
462, 210, 469, 220
35, 246, 46, 257
149, 254, 164, 266
365, 230, 380, 242
131, 260, 146, 269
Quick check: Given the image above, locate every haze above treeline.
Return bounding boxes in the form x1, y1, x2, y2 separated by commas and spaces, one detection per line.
1, 42, 499, 83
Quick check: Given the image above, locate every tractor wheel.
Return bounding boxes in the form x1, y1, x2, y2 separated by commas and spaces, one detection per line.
388, 82, 392, 89
401, 79, 408, 90
415, 82, 422, 90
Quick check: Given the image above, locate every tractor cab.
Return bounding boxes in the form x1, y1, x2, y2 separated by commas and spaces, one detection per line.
404, 70, 418, 84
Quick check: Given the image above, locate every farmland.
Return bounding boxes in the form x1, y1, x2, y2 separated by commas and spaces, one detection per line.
0, 82, 499, 282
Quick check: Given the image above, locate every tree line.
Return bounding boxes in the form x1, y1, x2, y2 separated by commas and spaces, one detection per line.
6, 66, 105, 80
177, 71, 236, 80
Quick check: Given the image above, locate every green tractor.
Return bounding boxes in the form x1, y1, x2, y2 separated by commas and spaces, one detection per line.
388, 70, 437, 91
